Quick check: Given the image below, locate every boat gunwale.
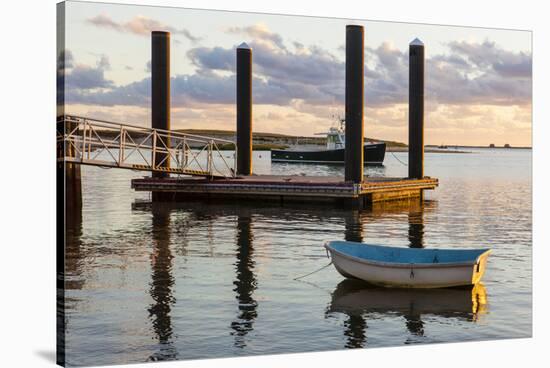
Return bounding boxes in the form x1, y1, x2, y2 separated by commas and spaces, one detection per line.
270, 159, 384, 165
324, 242, 491, 270
271, 142, 386, 155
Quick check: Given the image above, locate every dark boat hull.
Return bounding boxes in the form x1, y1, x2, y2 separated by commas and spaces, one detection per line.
271, 143, 386, 165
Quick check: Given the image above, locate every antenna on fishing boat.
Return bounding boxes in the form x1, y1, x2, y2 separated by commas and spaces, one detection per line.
329, 112, 345, 132
338, 114, 345, 131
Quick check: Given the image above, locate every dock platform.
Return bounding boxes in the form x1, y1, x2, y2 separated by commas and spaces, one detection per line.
131, 175, 438, 208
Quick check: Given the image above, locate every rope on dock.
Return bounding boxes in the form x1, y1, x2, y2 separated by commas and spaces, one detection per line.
293, 261, 333, 280
390, 151, 408, 166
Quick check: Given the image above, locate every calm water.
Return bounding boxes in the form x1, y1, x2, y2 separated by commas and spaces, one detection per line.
64, 148, 532, 366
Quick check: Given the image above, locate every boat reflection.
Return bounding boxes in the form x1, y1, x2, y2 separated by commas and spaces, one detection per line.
327, 279, 488, 346
230, 214, 258, 348
147, 204, 177, 361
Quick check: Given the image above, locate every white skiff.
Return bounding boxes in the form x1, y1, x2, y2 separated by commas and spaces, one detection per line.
324, 241, 491, 288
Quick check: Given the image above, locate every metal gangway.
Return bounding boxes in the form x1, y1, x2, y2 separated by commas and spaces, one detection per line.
57, 115, 237, 178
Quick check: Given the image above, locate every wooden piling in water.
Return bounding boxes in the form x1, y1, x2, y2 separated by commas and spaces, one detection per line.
408, 38, 425, 180
236, 42, 253, 176
151, 31, 171, 178
345, 25, 365, 184
57, 4, 81, 364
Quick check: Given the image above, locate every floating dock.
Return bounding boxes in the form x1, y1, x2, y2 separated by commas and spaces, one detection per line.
132, 175, 438, 208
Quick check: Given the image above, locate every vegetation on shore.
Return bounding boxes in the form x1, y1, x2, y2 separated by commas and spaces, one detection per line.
215, 143, 289, 151
79, 127, 530, 150
177, 129, 408, 149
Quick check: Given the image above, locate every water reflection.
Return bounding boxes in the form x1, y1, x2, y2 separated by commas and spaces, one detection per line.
133, 199, 442, 352
62, 148, 532, 364
327, 279, 488, 346
65, 202, 84, 290
59, 200, 84, 365
230, 214, 258, 348
343, 312, 367, 348
408, 206, 425, 249
344, 210, 364, 243
148, 204, 177, 361
269, 161, 388, 178
342, 210, 367, 346
343, 200, 429, 248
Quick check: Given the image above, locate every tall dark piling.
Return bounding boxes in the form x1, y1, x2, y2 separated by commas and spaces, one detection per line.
57, 4, 81, 364
236, 42, 253, 176
408, 38, 425, 179
345, 25, 365, 183
151, 31, 171, 178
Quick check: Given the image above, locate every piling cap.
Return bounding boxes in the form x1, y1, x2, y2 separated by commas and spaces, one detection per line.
410, 38, 424, 46
237, 42, 251, 50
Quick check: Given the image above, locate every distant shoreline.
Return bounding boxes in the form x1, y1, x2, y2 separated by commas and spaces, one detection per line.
217, 143, 531, 152
86, 128, 531, 151
425, 145, 532, 150
389, 146, 471, 153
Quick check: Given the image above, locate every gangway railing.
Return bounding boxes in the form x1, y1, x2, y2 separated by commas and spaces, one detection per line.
56, 115, 237, 178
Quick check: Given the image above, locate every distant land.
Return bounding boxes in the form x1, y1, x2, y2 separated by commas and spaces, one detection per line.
88, 127, 531, 151
176, 128, 407, 150
425, 144, 532, 149
177, 129, 531, 151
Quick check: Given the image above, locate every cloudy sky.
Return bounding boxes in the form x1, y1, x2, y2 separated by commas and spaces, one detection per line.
59, 1, 532, 146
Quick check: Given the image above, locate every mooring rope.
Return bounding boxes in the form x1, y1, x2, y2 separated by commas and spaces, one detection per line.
293, 261, 333, 280
390, 150, 408, 166
293, 278, 333, 295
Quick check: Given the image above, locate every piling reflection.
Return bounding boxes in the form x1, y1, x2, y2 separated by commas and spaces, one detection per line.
59, 200, 84, 365
132, 200, 456, 352
148, 204, 177, 361
342, 210, 367, 346
327, 279, 488, 345
344, 210, 364, 243
408, 206, 425, 249
343, 313, 367, 348
369, 199, 430, 248
65, 201, 84, 290
230, 215, 258, 348
404, 313, 425, 338
404, 201, 425, 340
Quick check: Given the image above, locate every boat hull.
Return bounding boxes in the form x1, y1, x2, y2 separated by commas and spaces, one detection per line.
271, 143, 386, 165
325, 242, 491, 289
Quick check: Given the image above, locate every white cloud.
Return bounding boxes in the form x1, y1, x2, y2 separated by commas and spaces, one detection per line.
87, 14, 201, 43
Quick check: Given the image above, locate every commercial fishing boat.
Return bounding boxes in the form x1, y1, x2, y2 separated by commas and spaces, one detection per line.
271, 119, 386, 165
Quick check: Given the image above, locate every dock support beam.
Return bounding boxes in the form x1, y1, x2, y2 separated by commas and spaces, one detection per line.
236, 43, 253, 176
408, 38, 424, 179
345, 25, 365, 184
152, 31, 171, 179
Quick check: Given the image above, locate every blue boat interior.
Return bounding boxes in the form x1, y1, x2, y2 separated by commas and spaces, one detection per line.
328, 241, 490, 264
